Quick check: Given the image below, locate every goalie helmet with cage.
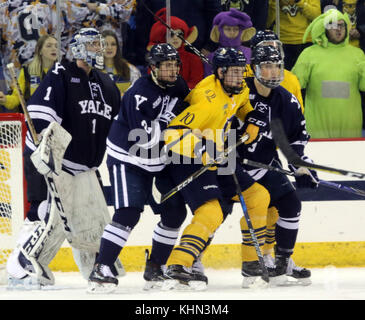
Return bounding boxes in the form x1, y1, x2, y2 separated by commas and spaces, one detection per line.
146, 43, 181, 88
212, 47, 247, 95
70, 28, 105, 70
251, 45, 284, 89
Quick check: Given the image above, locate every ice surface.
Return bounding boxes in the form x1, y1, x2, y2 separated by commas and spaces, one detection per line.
1, 267, 365, 300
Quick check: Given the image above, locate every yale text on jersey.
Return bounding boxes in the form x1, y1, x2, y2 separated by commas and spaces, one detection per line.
79, 100, 112, 120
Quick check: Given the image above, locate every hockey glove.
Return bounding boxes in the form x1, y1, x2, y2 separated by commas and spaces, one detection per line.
242, 109, 268, 145
194, 138, 219, 170
289, 158, 319, 189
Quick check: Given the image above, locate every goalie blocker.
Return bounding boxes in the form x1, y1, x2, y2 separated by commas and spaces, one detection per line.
7, 122, 124, 288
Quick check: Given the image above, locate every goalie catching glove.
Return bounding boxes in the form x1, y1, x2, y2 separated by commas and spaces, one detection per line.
289, 156, 319, 189
31, 122, 72, 176
241, 109, 268, 145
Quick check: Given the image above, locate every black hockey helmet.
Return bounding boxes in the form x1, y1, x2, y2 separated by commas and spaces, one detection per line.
250, 30, 284, 59
212, 47, 246, 74
146, 43, 181, 88
251, 45, 284, 89
250, 30, 279, 48
146, 43, 181, 67
212, 47, 246, 95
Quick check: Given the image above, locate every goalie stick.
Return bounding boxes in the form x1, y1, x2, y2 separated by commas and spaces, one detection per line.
153, 133, 250, 204
242, 159, 365, 198
270, 118, 365, 179
7, 63, 99, 253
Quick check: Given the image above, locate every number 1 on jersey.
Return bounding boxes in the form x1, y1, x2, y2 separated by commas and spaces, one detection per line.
92, 118, 96, 134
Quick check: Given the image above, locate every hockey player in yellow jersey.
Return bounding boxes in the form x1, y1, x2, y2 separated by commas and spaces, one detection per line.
161, 47, 270, 290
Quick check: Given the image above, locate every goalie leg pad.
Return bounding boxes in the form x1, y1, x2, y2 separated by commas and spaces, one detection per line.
55, 170, 125, 279
6, 216, 63, 288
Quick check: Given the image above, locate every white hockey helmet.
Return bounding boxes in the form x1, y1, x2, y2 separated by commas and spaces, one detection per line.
70, 28, 105, 69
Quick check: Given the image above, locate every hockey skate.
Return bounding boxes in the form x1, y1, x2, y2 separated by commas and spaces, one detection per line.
87, 263, 118, 294
264, 253, 311, 286
162, 264, 207, 291
241, 261, 269, 288
191, 258, 208, 284
286, 257, 311, 286
143, 250, 165, 291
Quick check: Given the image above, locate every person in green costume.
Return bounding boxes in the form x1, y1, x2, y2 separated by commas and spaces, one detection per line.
292, 8, 365, 138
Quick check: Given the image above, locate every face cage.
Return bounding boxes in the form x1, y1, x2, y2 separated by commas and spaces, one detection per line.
151, 59, 181, 88
71, 35, 106, 69
254, 62, 284, 89
220, 65, 246, 95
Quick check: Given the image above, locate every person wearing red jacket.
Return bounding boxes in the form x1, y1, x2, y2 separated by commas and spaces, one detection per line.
147, 8, 204, 89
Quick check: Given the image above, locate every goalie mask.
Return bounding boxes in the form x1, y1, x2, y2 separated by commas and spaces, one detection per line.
146, 43, 181, 88
70, 28, 105, 69
212, 47, 247, 95
251, 45, 284, 89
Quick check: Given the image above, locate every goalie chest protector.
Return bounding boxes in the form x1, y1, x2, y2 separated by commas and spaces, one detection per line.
26, 60, 121, 173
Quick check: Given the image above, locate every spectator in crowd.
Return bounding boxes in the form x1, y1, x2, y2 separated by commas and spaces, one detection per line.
204, 8, 256, 76
321, 0, 343, 11
356, 0, 365, 53
267, 0, 321, 70
0, 0, 65, 79
0, 35, 58, 239
221, 0, 269, 31
292, 8, 365, 138
124, 0, 222, 74
64, 0, 134, 59
321, 1, 363, 49
0, 35, 58, 111
147, 8, 204, 89
102, 29, 140, 96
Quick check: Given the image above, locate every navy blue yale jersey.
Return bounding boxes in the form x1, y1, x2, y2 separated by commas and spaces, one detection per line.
25, 61, 121, 174
236, 77, 309, 180
106, 75, 190, 173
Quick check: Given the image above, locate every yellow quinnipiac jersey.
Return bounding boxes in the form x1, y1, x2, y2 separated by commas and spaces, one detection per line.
166, 74, 253, 158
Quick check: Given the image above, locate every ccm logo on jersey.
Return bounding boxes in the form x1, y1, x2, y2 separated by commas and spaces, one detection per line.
79, 100, 112, 119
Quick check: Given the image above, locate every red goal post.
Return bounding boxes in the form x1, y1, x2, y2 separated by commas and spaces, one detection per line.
0, 112, 28, 272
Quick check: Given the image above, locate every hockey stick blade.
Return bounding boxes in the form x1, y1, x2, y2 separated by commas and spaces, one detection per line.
242, 158, 365, 198
270, 118, 365, 179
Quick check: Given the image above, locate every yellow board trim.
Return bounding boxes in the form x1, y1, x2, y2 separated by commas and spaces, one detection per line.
48, 241, 365, 272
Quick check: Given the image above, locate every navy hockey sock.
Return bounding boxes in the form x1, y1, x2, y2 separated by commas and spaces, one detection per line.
96, 222, 131, 267
150, 222, 180, 265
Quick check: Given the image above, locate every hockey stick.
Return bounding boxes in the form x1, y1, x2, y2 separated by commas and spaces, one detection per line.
154, 133, 250, 204
242, 158, 365, 198
7, 63, 99, 253
231, 172, 269, 283
270, 118, 365, 179
7, 63, 39, 144
140, 0, 211, 65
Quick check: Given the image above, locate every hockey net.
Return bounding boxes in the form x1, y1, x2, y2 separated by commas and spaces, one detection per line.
0, 113, 27, 277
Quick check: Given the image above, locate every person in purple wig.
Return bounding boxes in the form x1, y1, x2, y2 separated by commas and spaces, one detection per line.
204, 8, 256, 76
